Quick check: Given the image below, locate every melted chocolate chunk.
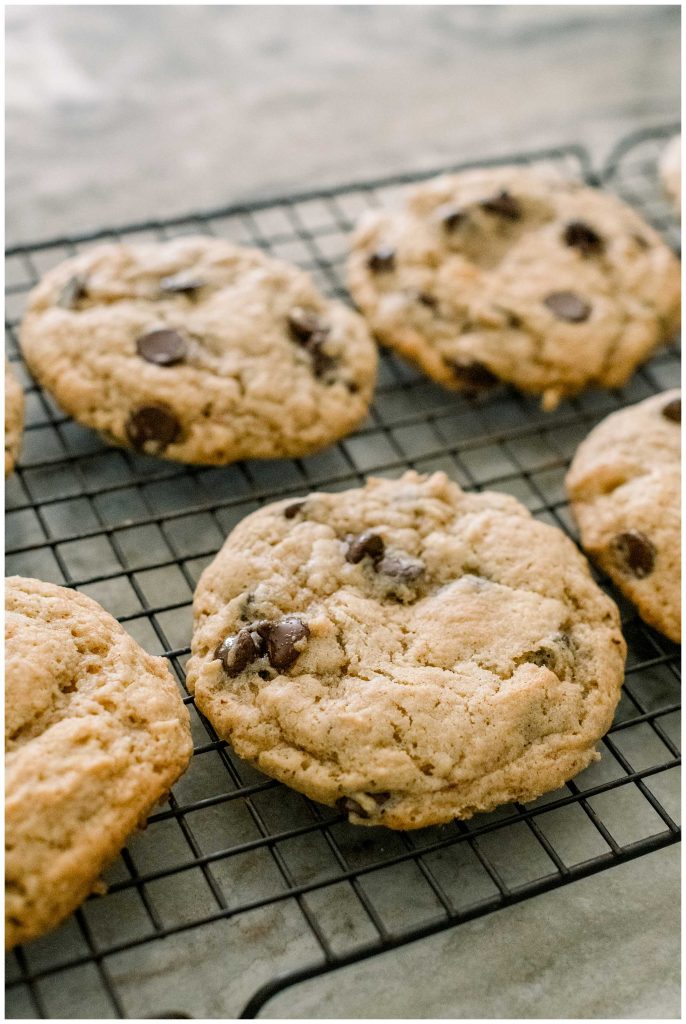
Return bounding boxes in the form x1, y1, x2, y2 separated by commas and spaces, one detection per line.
57, 275, 88, 310
376, 554, 425, 582
480, 190, 522, 220
160, 274, 205, 296
544, 291, 592, 323
368, 246, 395, 272
610, 530, 656, 579
265, 616, 310, 671
214, 628, 263, 677
284, 500, 307, 519
125, 405, 181, 454
563, 220, 604, 255
448, 358, 499, 391
136, 328, 187, 366
287, 307, 328, 343
662, 397, 681, 423
346, 530, 385, 564
336, 796, 369, 819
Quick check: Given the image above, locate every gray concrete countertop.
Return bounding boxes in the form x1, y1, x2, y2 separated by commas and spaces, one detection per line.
5, 6, 680, 1019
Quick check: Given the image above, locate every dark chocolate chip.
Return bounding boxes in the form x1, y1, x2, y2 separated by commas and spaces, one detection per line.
435, 203, 466, 231
288, 307, 328, 343
136, 328, 187, 366
543, 291, 592, 323
376, 554, 425, 582
125, 405, 181, 454
160, 274, 205, 296
368, 791, 391, 805
480, 191, 522, 220
417, 291, 439, 309
346, 530, 385, 564
265, 616, 310, 671
368, 246, 395, 272
563, 220, 604, 255
57, 275, 88, 309
448, 358, 499, 391
308, 335, 337, 379
610, 530, 656, 579
662, 397, 681, 423
214, 629, 263, 677
336, 796, 369, 819
284, 500, 307, 519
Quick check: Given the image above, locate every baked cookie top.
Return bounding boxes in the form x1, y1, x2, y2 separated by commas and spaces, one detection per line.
660, 135, 681, 213
187, 471, 625, 830
5, 576, 192, 949
5, 359, 24, 476
19, 236, 378, 465
566, 389, 681, 643
347, 165, 680, 409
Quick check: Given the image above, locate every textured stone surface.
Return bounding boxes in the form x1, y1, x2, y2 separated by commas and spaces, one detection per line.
5, 6, 680, 244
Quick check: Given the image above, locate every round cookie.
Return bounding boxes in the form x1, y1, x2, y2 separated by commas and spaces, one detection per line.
5, 576, 193, 949
5, 359, 24, 476
186, 471, 626, 830
347, 165, 680, 410
566, 390, 681, 643
660, 135, 681, 213
19, 236, 378, 465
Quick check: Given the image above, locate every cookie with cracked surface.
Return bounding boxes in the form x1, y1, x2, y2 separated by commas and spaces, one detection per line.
186, 471, 625, 829
660, 135, 681, 214
5, 359, 24, 476
566, 390, 681, 643
19, 236, 377, 465
5, 576, 193, 949
347, 165, 680, 410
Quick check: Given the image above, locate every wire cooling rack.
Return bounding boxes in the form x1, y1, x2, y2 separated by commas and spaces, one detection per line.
5, 124, 681, 1019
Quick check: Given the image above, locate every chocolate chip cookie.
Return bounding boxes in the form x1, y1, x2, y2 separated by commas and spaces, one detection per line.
19, 236, 377, 464
660, 135, 681, 213
186, 471, 625, 829
5, 576, 193, 949
566, 390, 681, 642
347, 165, 680, 409
5, 359, 24, 476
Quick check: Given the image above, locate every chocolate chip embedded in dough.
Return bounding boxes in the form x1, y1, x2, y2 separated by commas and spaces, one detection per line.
563, 221, 604, 255
346, 530, 385, 565
214, 628, 263, 677
376, 554, 425, 582
480, 191, 522, 220
136, 328, 187, 366
447, 358, 499, 391
336, 796, 369, 819
125, 405, 181, 454
368, 246, 395, 272
610, 530, 656, 579
265, 616, 310, 671
543, 291, 592, 323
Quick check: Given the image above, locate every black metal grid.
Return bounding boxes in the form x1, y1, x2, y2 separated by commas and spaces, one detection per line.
5, 124, 681, 1019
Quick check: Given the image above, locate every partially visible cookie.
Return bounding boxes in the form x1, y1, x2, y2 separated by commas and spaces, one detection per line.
5, 359, 24, 476
660, 135, 681, 213
348, 165, 680, 409
19, 237, 378, 465
187, 470, 625, 830
5, 576, 193, 949
566, 390, 681, 642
